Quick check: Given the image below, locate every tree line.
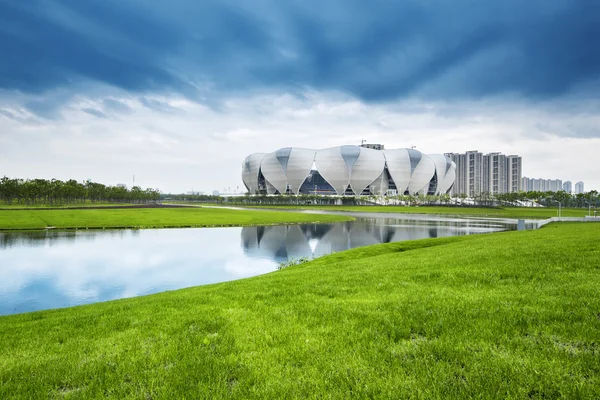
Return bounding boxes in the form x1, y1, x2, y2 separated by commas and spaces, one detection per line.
223, 191, 600, 208
160, 193, 225, 203
0, 177, 160, 205
494, 190, 599, 207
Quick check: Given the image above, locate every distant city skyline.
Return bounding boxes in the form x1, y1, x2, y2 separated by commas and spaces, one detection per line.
521, 177, 589, 194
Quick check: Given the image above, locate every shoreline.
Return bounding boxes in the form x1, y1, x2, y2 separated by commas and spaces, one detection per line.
0, 207, 353, 231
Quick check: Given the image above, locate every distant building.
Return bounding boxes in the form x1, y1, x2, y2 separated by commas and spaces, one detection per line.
521, 177, 563, 193
212, 190, 220, 196
445, 150, 521, 197
485, 153, 507, 195
116, 183, 127, 189
243, 145, 456, 196
563, 181, 572, 194
575, 181, 585, 194
445, 150, 483, 197
507, 155, 522, 193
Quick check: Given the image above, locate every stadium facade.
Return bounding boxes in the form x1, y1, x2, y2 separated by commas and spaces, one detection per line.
242, 145, 456, 196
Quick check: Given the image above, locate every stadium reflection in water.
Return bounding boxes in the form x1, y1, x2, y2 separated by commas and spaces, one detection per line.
0, 216, 523, 315
241, 217, 515, 262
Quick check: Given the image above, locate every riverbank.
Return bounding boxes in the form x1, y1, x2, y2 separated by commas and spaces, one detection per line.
229, 204, 590, 219
1, 222, 598, 398
0, 207, 352, 230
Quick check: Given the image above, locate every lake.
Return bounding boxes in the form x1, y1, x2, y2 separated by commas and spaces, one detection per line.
0, 214, 532, 315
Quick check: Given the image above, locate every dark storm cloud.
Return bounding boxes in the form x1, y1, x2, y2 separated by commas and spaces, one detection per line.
1, 0, 599, 107
0, 1, 186, 91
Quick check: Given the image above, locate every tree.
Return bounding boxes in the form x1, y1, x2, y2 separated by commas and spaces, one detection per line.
0, 176, 162, 205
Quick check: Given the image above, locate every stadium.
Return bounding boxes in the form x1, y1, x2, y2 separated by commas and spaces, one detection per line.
242, 145, 456, 196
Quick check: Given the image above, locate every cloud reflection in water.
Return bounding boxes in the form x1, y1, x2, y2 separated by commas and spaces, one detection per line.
0, 217, 513, 315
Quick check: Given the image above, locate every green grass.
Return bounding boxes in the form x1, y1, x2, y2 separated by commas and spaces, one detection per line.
0, 201, 136, 209
0, 207, 352, 230
237, 204, 590, 219
1, 222, 599, 398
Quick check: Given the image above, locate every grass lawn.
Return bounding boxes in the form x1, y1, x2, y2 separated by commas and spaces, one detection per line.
1, 222, 599, 398
0, 207, 352, 230
235, 204, 590, 219
0, 202, 136, 209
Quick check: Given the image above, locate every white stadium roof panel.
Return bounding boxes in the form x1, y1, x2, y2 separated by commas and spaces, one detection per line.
243, 146, 455, 196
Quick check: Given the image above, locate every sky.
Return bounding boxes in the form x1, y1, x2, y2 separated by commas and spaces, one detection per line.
1, 0, 599, 193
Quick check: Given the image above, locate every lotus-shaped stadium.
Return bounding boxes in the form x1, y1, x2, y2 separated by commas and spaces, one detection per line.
242, 145, 456, 196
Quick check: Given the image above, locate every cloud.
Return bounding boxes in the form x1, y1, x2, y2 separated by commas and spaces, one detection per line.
103, 98, 132, 114
0, 109, 15, 119
1, 0, 599, 113
81, 107, 108, 119
138, 97, 181, 113
0, 91, 598, 192
22, 99, 65, 120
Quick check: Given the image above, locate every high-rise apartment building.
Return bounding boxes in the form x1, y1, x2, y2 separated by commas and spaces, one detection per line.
521, 177, 564, 193
507, 155, 522, 193
563, 181, 572, 194
575, 181, 585, 194
444, 153, 464, 196
486, 153, 508, 195
549, 179, 562, 192
445, 150, 484, 197
445, 150, 521, 196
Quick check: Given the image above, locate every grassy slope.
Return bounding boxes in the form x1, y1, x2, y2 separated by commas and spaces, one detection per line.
1, 223, 599, 399
237, 204, 589, 219
0, 208, 352, 230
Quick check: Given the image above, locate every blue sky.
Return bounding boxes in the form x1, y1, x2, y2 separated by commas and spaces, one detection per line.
1, 0, 599, 192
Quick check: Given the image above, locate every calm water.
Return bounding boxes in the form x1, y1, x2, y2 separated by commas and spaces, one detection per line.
0, 216, 529, 315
